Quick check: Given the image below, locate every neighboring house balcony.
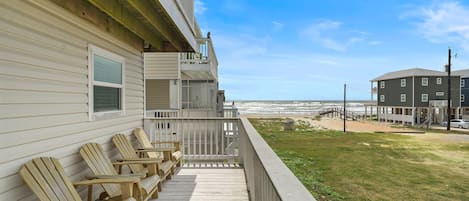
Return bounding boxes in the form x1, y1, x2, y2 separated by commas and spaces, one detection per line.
181, 37, 218, 80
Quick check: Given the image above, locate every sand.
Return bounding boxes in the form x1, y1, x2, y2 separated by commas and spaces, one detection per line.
294, 117, 416, 133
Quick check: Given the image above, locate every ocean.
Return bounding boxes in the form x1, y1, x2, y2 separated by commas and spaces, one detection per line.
229, 100, 373, 116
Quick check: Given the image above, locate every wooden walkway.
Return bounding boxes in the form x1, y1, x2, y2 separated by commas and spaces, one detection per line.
153, 167, 249, 201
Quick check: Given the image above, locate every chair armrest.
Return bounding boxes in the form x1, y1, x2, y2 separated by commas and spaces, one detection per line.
113, 159, 162, 166
73, 176, 140, 186
135, 148, 174, 153
86, 173, 146, 180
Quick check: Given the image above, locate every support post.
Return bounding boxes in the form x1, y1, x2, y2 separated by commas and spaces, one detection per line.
344, 83, 346, 133
447, 47, 452, 131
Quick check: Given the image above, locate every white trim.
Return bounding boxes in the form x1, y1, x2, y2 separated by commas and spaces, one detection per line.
400, 79, 406, 87
461, 79, 465, 87
88, 44, 126, 121
412, 76, 415, 108
462, 94, 465, 103
143, 52, 146, 117
93, 81, 123, 88
380, 81, 385, 89
400, 94, 406, 102
436, 77, 442, 85
380, 95, 385, 102
421, 93, 428, 102
421, 77, 428, 86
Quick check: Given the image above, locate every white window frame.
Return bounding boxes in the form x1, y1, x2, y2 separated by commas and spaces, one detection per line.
436, 92, 444, 96
421, 94, 428, 102
380, 95, 385, 102
421, 77, 428, 86
380, 81, 385, 89
88, 44, 126, 121
400, 94, 406, 102
436, 77, 442, 85
400, 79, 406, 87
461, 79, 465, 87
462, 95, 465, 103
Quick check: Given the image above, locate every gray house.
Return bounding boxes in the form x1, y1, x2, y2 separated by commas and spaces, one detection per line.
454, 69, 469, 119
371, 68, 461, 125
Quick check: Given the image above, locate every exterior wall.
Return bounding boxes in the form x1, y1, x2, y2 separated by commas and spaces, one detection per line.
461, 77, 469, 107
413, 76, 460, 107
378, 76, 461, 108
146, 79, 170, 109
0, 1, 144, 200
377, 77, 413, 107
144, 52, 180, 79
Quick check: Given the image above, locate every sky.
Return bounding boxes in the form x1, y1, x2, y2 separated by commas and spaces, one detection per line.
195, 0, 469, 100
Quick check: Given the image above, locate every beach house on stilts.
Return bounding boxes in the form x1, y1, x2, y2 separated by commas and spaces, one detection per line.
371, 68, 461, 126
0, 1, 314, 200
454, 69, 469, 119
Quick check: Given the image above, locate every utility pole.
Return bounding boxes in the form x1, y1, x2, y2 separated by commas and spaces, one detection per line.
344, 83, 346, 133
447, 48, 451, 131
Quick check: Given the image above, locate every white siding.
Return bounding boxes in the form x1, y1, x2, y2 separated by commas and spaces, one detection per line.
144, 52, 180, 79
0, 1, 144, 200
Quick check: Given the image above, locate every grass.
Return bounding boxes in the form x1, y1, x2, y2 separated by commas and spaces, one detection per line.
249, 118, 469, 201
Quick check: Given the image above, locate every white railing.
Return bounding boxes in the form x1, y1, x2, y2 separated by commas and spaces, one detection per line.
145, 109, 180, 118
379, 113, 413, 123
239, 118, 316, 201
180, 109, 217, 117
144, 117, 239, 163
180, 38, 218, 78
224, 107, 239, 118
143, 117, 316, 200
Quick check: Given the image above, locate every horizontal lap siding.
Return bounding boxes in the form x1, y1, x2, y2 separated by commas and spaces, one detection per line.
144, 53, 180, 79
0, 1, 144, 200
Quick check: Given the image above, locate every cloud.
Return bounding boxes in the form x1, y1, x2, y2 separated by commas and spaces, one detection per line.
404, 1, 469, 50
272, 21, 285, 31
195, 0, 207, 15
301, 20, 365, 52
369, 41, 383, 45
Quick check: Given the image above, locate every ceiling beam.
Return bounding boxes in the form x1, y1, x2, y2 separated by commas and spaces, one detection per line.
49, 0, 143, 51
125, 0, 186, 51
88, 0, 165, 50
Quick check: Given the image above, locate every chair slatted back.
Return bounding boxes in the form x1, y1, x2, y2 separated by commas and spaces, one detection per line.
19, 157, 82, 201
79, 143, 121, 198
133, 128, 161, 159
112, 134, 145, 173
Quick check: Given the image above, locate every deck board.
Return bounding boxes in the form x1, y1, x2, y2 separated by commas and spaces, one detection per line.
153, 167, 249, 201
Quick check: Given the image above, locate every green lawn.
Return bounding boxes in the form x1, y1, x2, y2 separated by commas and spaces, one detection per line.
249, 118, 469, 201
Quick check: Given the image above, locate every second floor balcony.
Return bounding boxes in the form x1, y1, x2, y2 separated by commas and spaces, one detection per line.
180, 37, 218, 80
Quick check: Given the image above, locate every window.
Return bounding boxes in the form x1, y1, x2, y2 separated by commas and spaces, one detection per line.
462, 95, 465, 103
421, 77, 428, 86
380, 81, 385, 89
182, 80, 216, 109
88, 45, 125, 120
461, 79, 465, 87
380, 95, 385, 102
400, 94, 406, 102
421, 94, 428, 102
436, 92, 444, 96
400, 79, 406, 87
436, 77, 442, 85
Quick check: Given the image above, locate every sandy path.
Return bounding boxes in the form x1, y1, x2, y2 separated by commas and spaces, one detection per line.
294, 117, 416, 133
292, 117, 469, 143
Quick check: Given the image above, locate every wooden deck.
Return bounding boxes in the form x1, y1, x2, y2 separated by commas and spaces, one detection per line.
153, 167, 249, 201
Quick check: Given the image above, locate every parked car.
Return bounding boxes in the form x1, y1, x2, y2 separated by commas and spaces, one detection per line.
441, 119, 469, 129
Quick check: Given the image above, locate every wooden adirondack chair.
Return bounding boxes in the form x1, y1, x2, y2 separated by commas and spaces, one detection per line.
133, 128, 183, 168
112, 134, 173, 181
19, 157, 139, 201
79, 143, 160, 201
